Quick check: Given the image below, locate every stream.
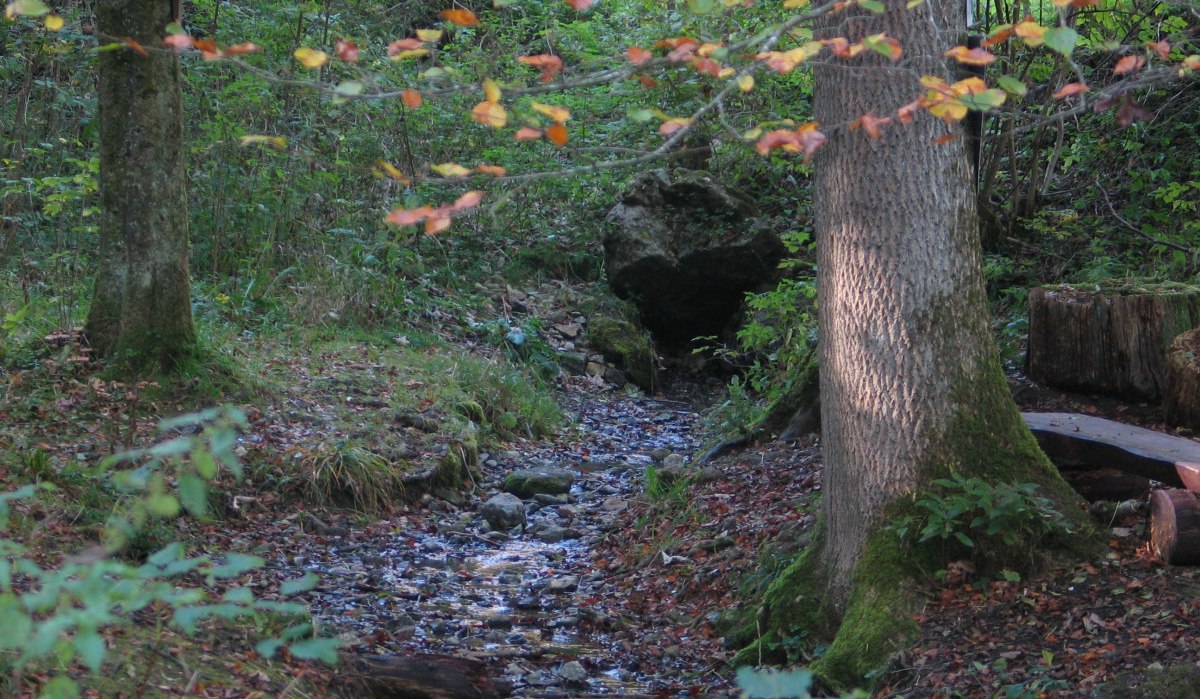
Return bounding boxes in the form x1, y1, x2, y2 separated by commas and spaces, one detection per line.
274, 382, 725, 696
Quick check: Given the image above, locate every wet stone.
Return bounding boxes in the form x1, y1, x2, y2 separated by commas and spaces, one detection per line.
505, 632, 528, 645
558, 660, 589, 685
535, 525, 581, 543
533, 493, 568, 506
485, 613, 514, 628
503, 467, 575, 497
546, 576, 580, 593
482, 493, 527, 531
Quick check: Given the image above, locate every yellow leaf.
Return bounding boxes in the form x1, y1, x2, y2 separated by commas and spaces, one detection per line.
483, 78, 502, 104
416, 29, 444, 42
43, 14, 63, 30
238, 135, 287, 149
390, 49, 429, 61
431, 162, 472, 178
531, 102, 570, 123
471, 101, 508, 128
737, 74, 754, 92
1014, 20, 1046, 47
782, 0, 808, 7
294, 47, 329, 69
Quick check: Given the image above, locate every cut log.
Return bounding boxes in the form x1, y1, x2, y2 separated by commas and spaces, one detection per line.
1150, 489, 1200, 565
337, 653, 505, 698
1164, 327, 1200, 430
1025, 285, 1200, 401
1021, 412, 1200, 488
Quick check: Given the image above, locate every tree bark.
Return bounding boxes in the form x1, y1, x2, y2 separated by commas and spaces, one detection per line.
85, 0, 196, 369
1165, 327, 1200, 430
1026, 286, 1200, 401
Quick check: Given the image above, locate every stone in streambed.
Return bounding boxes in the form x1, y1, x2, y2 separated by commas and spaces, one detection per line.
503, 467, 575, 497
482, 493, 527, 531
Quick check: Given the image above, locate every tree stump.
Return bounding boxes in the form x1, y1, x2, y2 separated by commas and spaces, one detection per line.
1165, 327, 1200, 430
1025, 284, 1200, 401
1150, 489, 1200, 565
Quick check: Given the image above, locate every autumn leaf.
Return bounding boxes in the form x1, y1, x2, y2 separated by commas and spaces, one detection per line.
863, 33, 902, 61
659, 118, 691, 136
471, 101, 508, 127
386, 205, 436, 227
335, 39, 359, 62
450, 190, 484, 211
737, 74, 755, 92
238, 135, 287, 149
944, 45, 997, 65
1146, 41, 1170, 60
850, 113, 892, 138
691, 57, 722, 77
1051, 82, 1089, 99
483, 78, 502, 104
224, 42, 260, 56
982, 25, 1013, 48
294, 47, 329, 69
43, 14, 62, 30
896, 99, 922, 123
163, 34, 194, 51
627, 47, 653, 65
375, 161, 410, 183
389, 38, 426, 53
1013, 19, 1046, 47
638, 75, 657, 88
932, 133, 961, 145
531, 102, 570, 123
391, 48, 430, 60
431, 162, 472, 177
1113, 54, 1145, 75
546, 123, 569, 146
425, 215, 452, 234
474, 164, 507, 176
518, 54, 564, 83
124, 37, 150, 57
402, 89, 423, 109
439, 8, 479, 25
565, 0, 596, 10
515, 127, 543, 141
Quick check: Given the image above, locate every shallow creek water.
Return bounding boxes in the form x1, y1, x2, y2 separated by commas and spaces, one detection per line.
277, 386, 716, 696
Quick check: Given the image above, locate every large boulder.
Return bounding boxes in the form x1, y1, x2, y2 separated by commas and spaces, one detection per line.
604, 170, 785, 352
481, 493, 526, 531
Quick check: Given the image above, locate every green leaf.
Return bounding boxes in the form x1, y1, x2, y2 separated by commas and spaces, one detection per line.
223, 587, 255, 604
335, 81, 364, 97
178, 473, 208, 517
280, 572, 320, 596
255, 638, 285, 658
8, 0, 51, 17
145, 492, 180, 518
996, 75, 1027, 96
148, 437, 193, 458
1043, 27, 1079, 57
953, 531, 975, 548
859, 0, 885, 12
74, 629, 105, 673
192, 449, 218, 480
38, 676, 80, 699
208, 553, 264, 580
0, 597, 32, 649
628, 109, 656, 123
684, 0, 715, 13
287, 637, 340, 664
958, 89, 1006, 111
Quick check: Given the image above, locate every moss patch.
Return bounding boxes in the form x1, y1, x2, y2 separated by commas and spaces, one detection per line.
587, 315, 659, 393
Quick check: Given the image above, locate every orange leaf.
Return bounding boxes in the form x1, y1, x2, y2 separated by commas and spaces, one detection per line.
896, 99, 922, 124
474, 164, 507, 176
471, 101, 507, 128
565, 0, 596, 9
638, 75, 657, 88
659, 118, 690, 137
386, 205, 435, 227
627, 46, 652, 66
335, 39, 359, 62
547, 123, 569, 146
518, 54, 564, 83
982, 26, 1013, 48
224, 42, 260, 56
932, 133, 960, 145
944, 45, 997, 66
193, 37, 221, 59
531, 102, 570, 123
1146, 40, 1170, 59
850, 113, 892, 138
425, 215, 453, 235
163, 34, 193, 51
439, 9, 479, 26
1113, 54, 1144, 74
515, 127, 543, 141
1052, 82, 1089, 99
451, 191, 484, 211
124, 37, 149, 57
690, 57, 722, 77
389, 38, 425, 54
756, 130, 802, 155
402, 89, 423, 109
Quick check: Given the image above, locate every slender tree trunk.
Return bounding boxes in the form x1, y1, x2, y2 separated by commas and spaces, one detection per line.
86, 0, 195, 369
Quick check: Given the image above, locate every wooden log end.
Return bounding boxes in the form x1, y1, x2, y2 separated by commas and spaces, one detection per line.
1150, 489, 1200, 566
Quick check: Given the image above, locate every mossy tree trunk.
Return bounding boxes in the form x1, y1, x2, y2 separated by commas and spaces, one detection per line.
85, 0, 196, 370
752, 0, 1095, 687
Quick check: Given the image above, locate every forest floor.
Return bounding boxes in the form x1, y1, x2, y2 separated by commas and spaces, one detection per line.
3, 321, 1200, 697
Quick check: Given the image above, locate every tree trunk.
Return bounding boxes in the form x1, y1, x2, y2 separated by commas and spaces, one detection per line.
746, 0, 1094, 687
85, 0, 196, 370
1026, 285, 1200, 401
1164, 327, 1200, 430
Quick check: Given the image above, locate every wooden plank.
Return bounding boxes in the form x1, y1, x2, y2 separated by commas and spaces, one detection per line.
1021, 412, 1200, 489
1150, 489, 1200, 565
1178, 462, 1200, 493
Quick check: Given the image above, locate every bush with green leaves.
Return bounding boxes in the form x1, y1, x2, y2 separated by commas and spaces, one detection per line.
0, 407, 338, 698
888, 475, 1076, 573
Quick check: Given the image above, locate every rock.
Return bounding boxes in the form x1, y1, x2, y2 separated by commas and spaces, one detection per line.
604, 170, 786, 353
587, 316, 658, 393
503, 467, 575, 497
601, 497, 628, 513
662, 453, 685, 469
695, 465, 723, 483
558, 660, 588, 686
535, 525, 581, 543
546, 576, 580, 593
482, 493, 527, 531
533, 493, 569, 506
